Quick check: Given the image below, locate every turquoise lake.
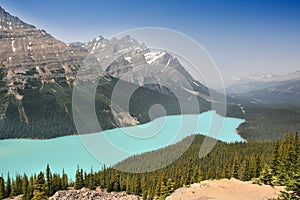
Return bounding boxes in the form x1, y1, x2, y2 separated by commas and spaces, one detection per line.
0, 111, 245, 179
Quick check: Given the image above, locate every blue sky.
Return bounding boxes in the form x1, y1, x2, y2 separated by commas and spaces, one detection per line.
1, 0, 300, 82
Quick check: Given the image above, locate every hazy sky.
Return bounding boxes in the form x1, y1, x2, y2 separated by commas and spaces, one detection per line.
1, 0, 300, 84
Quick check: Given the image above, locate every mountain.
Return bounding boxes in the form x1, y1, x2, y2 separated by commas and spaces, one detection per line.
0, 7, 205, 139
84, 35, 210, 101
1, 7, 299, 141
227, 71, 300, 105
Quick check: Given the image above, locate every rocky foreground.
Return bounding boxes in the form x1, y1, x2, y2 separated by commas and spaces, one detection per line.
49, 187, 140, 200
167, 178, 285, 200
6, 179, 285, 200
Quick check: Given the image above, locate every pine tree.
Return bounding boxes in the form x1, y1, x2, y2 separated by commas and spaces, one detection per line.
5, 173, 11, 198
141, 175, 147, 199
295, 132, 299, 171
15, 175, 22, 195
0, 177, 5, 199
173, 169, 181, 188
259, 167, 273, 186
222, 161, 230, 179
125, 176, 130, 194
88, 168, 95, 190
22, 174, 29, 200
165, 179, 175, 197
61, 169, 68, 190
270, 141, 281, 177
10, 179, 17, 197
74, 166, 84, 190
147, 188, 153, 200
159, 179, 167, 199
242, 159, 251, 181
249, 154, 256, 179
26, 176, 34, 200
284, 173, 300, 199
52, 174, 62, 193
255, 155, 262, 178
100, 165, 107, 189
186, 158, 193, 185
142, 188, 148, 200
112, 172, 121, 192
231, 155, 239, 179
154, 177, 161, 197
32, 172, 47, 200
45, 164, 53, 196
286, 133, 297, 177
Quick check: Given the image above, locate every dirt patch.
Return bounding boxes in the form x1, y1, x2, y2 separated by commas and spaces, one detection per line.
167, 178, 285, 200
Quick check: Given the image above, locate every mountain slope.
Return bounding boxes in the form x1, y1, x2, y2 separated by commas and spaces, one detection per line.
227, 71, 300, 105
0, 7, 199, 139
232, 79, 300, 105
85, 35, 210, 101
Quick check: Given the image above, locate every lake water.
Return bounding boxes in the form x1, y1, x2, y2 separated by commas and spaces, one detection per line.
0, 111, 245, 180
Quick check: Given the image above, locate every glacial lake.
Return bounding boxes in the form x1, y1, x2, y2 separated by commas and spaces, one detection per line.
0, 111, 245, 180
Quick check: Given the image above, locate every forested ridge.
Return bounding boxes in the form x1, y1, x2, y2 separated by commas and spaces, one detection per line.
1, 73, 300, 141
0, 133, 299, 200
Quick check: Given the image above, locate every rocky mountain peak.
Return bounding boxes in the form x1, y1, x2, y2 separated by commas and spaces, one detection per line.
0, 6, 34, 30
0, 6, 87, 95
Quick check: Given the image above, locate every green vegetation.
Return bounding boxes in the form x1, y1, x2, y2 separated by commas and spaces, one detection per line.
0, 77, 188, 139
1, 133, 299, 199
233, 105, 300, 141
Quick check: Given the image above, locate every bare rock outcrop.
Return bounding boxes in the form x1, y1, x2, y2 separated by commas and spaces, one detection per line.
49, 187, 140, 200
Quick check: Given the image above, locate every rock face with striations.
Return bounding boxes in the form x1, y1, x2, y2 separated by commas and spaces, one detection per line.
0, 6, 100, 139
0, 6, 86, 93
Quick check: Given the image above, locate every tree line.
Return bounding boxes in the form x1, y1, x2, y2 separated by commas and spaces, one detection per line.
0, 133, 299, 199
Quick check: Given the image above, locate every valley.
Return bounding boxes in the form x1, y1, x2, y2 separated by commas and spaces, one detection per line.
0, 3, 299, 200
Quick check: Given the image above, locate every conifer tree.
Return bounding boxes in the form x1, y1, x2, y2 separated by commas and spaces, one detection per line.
74, 166, 84, 190
5, 173, 11, 198
45, 164, 53, 196
10, 179, 16, 197
27, 176, 34, 200
255, 155, 262, 178
270, 141, 280, 177
22, 174, 29, 200
222, 161, 230, 179
242, 159, 251, 181
32, 172, 47, 200
231, 155, 239, 179
249, 155, 256, 179
125, 176, 130, 194
88, 169, 95, 190
52, 174, 62, 193
61, 169, 68, 190
0, 177, 5, 199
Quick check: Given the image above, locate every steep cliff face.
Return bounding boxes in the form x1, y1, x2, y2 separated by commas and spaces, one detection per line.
0, 6, 86, 93
0, 7, 111, 138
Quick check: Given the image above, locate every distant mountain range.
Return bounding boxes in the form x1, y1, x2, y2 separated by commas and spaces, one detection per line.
227, 71, 300, 105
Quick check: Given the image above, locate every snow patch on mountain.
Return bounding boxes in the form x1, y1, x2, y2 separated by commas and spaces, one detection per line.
144, 51, 167, 64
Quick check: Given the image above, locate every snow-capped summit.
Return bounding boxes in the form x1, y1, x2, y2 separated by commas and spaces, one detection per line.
83, 35, 210, 100
144, 51, 167, 64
